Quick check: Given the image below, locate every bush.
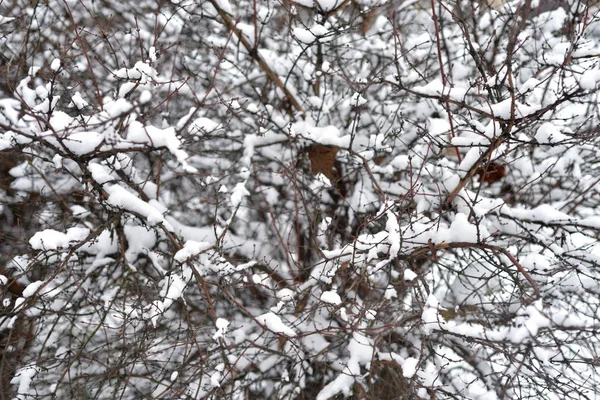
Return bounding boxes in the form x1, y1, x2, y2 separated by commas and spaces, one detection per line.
1, 0, 600, 399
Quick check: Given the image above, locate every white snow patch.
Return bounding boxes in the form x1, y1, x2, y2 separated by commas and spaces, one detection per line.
257, 312, 297, 337
421, 294, 446, 334
320, 290, 342, 305
402, 357, 419, 378
404, 269, 417, 281
351, 92, 367, 107
127, 121, 197, 173
69, 92, 89, 109
579, 69, 600, 90
106, 185, 169, 227
174, 240, 212, 263
292, 119, 350, 147
62, 131, 104, 155
489, 98, 540, 119
215, 0, 233, 14
508, 204, 572, 224
535, 122, 567, 144
50, 59, 61, 72
22, 281, 44, 298
213, 318, 230, 341
412, 79, 467, 101
230, 183, 250, 208
316, 333, 373, 399
11, 364, 40, 399
189, 117, 219, 135
29, 227, 90, 250
294, 28, 317, 44
386, 209, 401, 259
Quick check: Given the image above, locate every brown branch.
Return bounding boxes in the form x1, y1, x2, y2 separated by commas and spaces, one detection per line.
444, 133, 506, 208
411, 241, 540, 297
207, 0, 305, 116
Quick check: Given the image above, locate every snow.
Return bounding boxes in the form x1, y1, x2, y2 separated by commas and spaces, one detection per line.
294, 28, 317, 44
428, 117, 451, 137
444, 213, 478, 243
89, 163, 116, 184
389, 154, 411, 170
210, 369, 222, 387
50, 59, 61, 71
320, 290, 342, 305
402, 357, 418, 378
174, 240, 212, 263
412, 79, 467, 101
48, 111, 74, 131
310, 24, 329, 37
506, 301, 550, 343
189, 117, 219, 135
520, 77, 541, 92
0, 15, 15, 25
458, 148, 482, 175
579, 216, 600, 229
293, 0, 314, 7
546, 42, 571, 66
312, 173, 332, 188
11, 364, 39, 400
106, 185, 170, 227
257, 7, 271, 23
4, 2, 600, 399
22, 281, 44, 298
160, 274, 187, 300
124, 225, 157, 262
62, 131, 104, 155
316, 333, 373, 399
489, 98, 540, 119
350, 92, 368, 108
16, 77, 36, 107
29, 227, 90, 250
386, 209, 400, 259
139, 90, 152, 104
114, 61, 157, 83
104, 97, 133, 117
521, 253, 552, 275
69, 92, 89, 109
507, 204, 572, 224
417, 297, 576, 346
215, 0, 233, 14
277, 288, 295, 301
257, 312, 297, 337
535, 122, 567, 144
213, 318, 229, 341
292, 119, 351, 147
398, 213, 485, 252
148, 46, 158, 63
127, 121, 197, 173
384, 286, 397, 299
230, 182, 250, 208
421, 294, 446, 334
0, 98, 21, 127
404, 269, 417, 281
145, 272, 190, 327
294, 0, 342, 11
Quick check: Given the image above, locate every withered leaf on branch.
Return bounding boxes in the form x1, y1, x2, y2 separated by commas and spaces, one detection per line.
308, 144, 340, 182
476, 161, 506, 184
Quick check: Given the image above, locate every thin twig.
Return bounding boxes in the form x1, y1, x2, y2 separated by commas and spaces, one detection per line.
208, 0, 305, 116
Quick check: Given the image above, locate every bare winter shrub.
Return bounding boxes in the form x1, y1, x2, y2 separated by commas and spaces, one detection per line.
1, 0, 600, 399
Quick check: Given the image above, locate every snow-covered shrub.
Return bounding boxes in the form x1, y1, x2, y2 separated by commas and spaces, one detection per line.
1, 0, 600, 399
